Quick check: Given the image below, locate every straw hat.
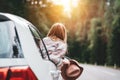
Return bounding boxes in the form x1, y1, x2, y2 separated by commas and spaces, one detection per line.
61, 59, 83, 80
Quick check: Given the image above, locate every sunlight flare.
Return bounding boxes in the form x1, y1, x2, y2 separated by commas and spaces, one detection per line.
51, 0, 79, 17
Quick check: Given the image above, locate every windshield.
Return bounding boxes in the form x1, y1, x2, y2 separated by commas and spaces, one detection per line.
0, 21, 12, 58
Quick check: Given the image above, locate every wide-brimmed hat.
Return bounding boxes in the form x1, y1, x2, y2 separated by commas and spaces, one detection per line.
61, 59, 83, 80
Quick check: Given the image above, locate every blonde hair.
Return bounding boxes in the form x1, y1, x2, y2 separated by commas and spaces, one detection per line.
47, 23, 67, 42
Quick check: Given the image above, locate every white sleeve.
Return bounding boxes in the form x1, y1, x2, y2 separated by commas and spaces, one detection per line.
49, 43, 67, 66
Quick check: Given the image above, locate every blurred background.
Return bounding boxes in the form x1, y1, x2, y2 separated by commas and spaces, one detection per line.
0, 0, 120, 68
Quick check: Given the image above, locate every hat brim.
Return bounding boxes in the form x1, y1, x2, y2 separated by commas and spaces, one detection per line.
61, 59, 83, 80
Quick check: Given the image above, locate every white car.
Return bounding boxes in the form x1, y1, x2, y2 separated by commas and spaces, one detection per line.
0, 13, 61, 80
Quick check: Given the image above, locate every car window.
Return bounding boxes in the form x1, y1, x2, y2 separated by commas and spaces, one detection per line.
28, 25, 50, 59
13, 27, 24, 58
28, 25, 41, 48
0, 21, 24, 58
0, 21, 12, 58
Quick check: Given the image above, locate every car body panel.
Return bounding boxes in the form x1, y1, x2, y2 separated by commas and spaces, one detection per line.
0, 13, 61, 80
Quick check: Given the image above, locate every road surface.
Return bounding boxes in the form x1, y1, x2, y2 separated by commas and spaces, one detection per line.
77, 64, 120, 80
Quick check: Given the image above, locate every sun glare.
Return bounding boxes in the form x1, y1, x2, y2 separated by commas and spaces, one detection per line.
51, 0, 79, 17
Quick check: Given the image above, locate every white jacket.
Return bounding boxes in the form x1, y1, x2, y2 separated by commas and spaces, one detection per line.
40, 37, 67, 66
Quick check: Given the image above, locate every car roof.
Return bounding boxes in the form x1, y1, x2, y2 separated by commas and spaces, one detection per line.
0, 12, 32, 27
0, 14, 11, 21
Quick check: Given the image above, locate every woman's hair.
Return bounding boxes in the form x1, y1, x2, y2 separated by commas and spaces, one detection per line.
47, 23, 67, 42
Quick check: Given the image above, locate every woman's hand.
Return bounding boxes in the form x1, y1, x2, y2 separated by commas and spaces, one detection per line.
62, 58, 70, 65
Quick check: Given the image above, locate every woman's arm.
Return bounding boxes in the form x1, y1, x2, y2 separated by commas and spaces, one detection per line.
49, 43, 67, 66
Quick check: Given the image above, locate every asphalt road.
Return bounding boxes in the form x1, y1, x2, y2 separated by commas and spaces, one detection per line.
77, 64, 120, 80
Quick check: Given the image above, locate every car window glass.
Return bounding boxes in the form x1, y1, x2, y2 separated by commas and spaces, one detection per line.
0, 21, 12, 58
0, 21, 24, 58
13, 27, 24, 58
28, 25, 41, 48
28, 25, 49, 59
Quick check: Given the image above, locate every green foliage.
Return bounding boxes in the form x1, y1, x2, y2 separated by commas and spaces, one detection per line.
105, 0, 120, 67
1, 0, 120, 67
88, 18, 107, 65
107, 17, 120, 66
0, 0, 26, 17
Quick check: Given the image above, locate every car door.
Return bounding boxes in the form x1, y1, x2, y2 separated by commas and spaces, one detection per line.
25, 24, 61, 80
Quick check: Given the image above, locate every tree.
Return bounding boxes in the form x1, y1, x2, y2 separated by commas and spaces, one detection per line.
88, 18, 107, 65
0, 0, 26, 17
107, 19, 120, 67
105, 0, 120, 67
